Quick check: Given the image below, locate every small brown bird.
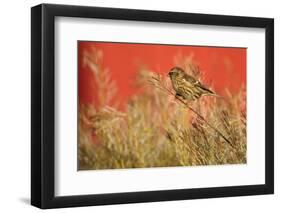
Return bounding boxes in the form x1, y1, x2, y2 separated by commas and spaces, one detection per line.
168, 67, 217, 101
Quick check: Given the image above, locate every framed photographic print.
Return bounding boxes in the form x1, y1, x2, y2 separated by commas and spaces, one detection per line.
31, 3, 274, 209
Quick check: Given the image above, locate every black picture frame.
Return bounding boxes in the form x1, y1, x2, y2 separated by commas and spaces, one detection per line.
31, 3, 274, 209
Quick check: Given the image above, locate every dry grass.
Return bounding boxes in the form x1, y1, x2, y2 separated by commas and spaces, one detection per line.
78, 48, 246, 170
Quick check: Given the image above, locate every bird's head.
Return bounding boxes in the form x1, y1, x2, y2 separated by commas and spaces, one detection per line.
168, 67, 185, 78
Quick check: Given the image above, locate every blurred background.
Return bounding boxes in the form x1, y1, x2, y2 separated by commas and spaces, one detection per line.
78, 42, 246, 107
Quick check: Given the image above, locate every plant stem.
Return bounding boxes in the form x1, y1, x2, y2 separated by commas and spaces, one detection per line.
151, 78, 234, 148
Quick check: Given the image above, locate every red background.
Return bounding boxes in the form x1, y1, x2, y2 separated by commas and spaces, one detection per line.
78, 42, 246, 106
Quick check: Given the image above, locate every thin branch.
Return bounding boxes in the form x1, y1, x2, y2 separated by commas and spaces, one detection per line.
149, 75, 234, 148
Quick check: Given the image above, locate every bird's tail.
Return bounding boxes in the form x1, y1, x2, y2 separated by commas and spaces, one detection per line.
197, 85, 213, 94
198, 86, 222, 98
205, 93, 223, 98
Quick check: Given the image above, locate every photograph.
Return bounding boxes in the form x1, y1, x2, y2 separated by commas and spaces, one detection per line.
78, 41, 247, 170
30, 2, 274, 209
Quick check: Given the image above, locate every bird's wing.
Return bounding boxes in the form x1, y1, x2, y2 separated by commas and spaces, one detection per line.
182, 72, 215, 94
181, 75, 195, 88
183, 72, 197, 83
196, 82, 214, 94
184, 73, 215, 94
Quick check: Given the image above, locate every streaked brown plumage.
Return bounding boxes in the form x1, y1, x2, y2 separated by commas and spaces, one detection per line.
168, 67, 216, 101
